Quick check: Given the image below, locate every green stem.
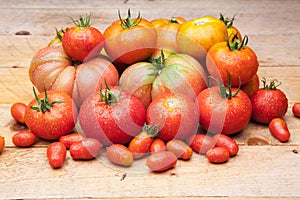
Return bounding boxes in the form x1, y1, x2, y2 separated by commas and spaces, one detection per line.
118, 9, 141, 29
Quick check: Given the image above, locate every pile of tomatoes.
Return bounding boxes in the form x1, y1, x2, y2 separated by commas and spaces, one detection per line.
4, 10, 300, 172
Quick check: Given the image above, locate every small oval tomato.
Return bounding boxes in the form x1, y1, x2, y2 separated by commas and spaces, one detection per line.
212, 134, 239, 157
292, 103, 300, 118
269, 118, 290, 143
103, 9, 157, 65
59, 133, 86, 149
166, 139, 193, 160
106, 144, 133, 167
251, 78, 288, 124
62, 14, 105, 62
150, 138, 166, 153
10, 102, 27, 124
206, 147, 230, 164
0, 136, 5, 153
12, 130, 36, 147
24, 88, 78, 140
187, 133, 214, 154
47, 142, 67, 169
70, 138, 103, 160
146, 151, 177, 172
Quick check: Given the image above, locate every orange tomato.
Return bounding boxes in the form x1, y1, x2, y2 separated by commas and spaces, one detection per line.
241, 74, 260, 97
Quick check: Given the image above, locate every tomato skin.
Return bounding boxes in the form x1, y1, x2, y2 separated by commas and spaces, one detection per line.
177, 16, 228, 60
79, 87, 146, 146
146, 151, 177, 172
47, 142, 67, 169
62, 26, 105, 62
150, 138, 166, 154
251, 87, 288, 124
106, 144, 133, 167
187, 133, 214, 154
207, 42, 259, 87
10, 102, 27, 124
166, 139, 193, 160
24, 91, 78, 140
0, 136, 5, 153
196, 86, 252, 135
206, 147, 230, 164
292, 103, 300, 118
212, 134, 239, 157
12, 130, 36, 147
70, 138, 103, 160
146, 93, 199, 141
269, 118, 290, 143
241, 74, 259, 97
59, 133, 86, 149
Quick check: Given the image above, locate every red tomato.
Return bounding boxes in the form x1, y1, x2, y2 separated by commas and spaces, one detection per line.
106, 144, 133, 167
146, 151, 177, 172
59, 133, 86, 149
12, 130, 36, 147
166, 139, 193, 160
10, 102, 27, 124
292, 102, 300, 118
212, 134, 239, 157
241, 74, 259, 97
207, 36, 259, 87
47, 142, 67, 169
146, 93, 199, 142
103, 9, 157, 65
206, 147, 230, 164
196, 76, 252, 135
150, 138, 166, 154
24, 88, 77, 140
269, 118, 290, 143
187, 133, 214, 154
0, 136, 5, 153
251, 78, 288, 124
79, 86, 146, 146
62, 15, 105, 62
70, 138, 103, 160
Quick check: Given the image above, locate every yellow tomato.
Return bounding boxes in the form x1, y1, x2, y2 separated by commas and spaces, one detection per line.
219, 13, 242, 42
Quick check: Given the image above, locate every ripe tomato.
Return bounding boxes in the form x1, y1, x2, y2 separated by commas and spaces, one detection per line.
177, 16, 228, 60
206, 147, 230, 164
206, 35, 259, 87
10, 102, 27, 124
12, 130, 36, 147
146, 93, 199, 141
106, 144, 133, 167
24, 88, 78, 140
79, 85, 146, 146
166, 139, 193, 160
241, 74, 259, 97
29, 46, 119, 106
251, 78, 288, 124
59, 133, 86, 149
150, 138, 166, 154
269, 118, 290, 143
187, 133, 214, 154
70, 138, 103, 160
62, 14, 105, 62
146, 151, 177, 172
103, 9, 157, 65
47, 142, 67, 169
212, 134, 239, 157
196, 76, 252, 135
292, 103, 300, 118
151, 17, 186, 52
119, 50, 207, 109
219, 13, 242, 42
0, 136, 5, 153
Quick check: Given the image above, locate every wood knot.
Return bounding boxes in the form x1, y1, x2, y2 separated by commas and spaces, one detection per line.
15, 31, 31, 35
247, 137, 269, 146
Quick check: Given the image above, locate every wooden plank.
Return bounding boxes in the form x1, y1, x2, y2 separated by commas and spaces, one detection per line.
0, 145, 300, 199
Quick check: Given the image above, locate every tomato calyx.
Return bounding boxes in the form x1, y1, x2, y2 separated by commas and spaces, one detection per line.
143, 124, 159, 138
69, 13, 93, 27
30, 87, 64, 113
149, 49, 167, 76
55, 28, 66, 42
99, 80, 121, 105
261, 77, 281, 90
170, 17, 180, 24
118, 9, 141, 29
219, 13, 236, 28
227, 34, 248, 51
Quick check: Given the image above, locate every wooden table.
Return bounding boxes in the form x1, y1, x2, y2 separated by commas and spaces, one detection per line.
1, 0, 300, 199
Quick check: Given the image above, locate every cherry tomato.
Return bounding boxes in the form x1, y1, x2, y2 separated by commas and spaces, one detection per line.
12, 130, 36, 147
106, 144, 133, 167
269, 118, 290, 143
206, 147, 230, 164
166, 139, 193, 160
241, 74, 259, 97
212, 134, 239, 156
187, 133, 214, 154
47, 142, 67, 169
146, 151, 177, 172
292, 102, 300, 118
10, 102, 27, 124
0, 136, 4, 153
59, 133, 86, 149
150, 138, 166, 154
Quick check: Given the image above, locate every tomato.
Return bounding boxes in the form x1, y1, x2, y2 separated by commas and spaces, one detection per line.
106, 144, 133, 167
251, 78, 288, 124
12, 130, 36, 147
0, 136, 5, 153
219, 13, 242, 42
24, 88, 77, 140
206, 147, 230, 164
150, 138, 166, 154
166, 139, 193, 160
206, 36, 259, 87
241, 74, 259, 97
269, 118, 290, 143
29, 45, 119, 106
151, 17, 186, 52
59, 133, 86, 149
62, 15, 105, 62
177, 16, 228, 60
103, 9, 157, 65
48, 28, 66, 47
79, 85, 146, 146
146, 93, 199, 141
120, 50, 207, 109
10, 102, 27, 124
70, 138, 103, 160
196, 75, 252, 135
128, 124, 158, 159
212, 134, 239, 157
187, 133, 214, 154
146, 151, 177, 172
47, 142, 67, 169
292, 103, 300, 118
